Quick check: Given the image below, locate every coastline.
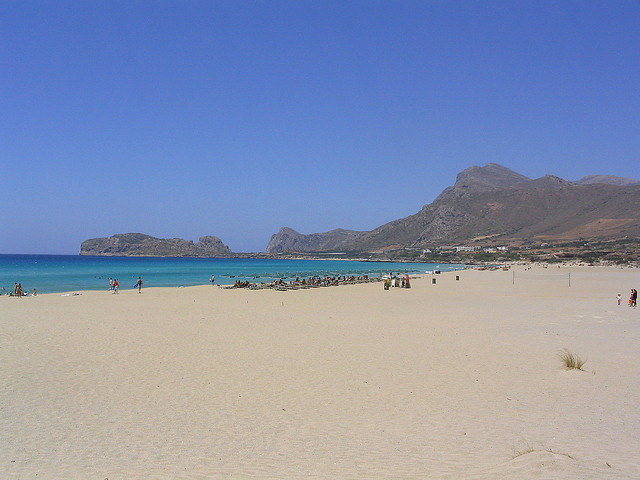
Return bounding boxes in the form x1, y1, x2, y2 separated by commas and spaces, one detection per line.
1, 255, 467, 295
78, 251, 466, 264
3, 261, 632, 298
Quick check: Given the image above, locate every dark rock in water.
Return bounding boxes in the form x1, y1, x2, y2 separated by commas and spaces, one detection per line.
80, 233, 233, 257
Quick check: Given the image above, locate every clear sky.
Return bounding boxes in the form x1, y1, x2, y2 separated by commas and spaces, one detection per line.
2, 1, 639, 254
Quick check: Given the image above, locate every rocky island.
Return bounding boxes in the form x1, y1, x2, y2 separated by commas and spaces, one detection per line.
80, 233, 233, 257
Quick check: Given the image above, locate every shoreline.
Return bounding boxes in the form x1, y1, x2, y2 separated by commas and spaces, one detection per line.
1, 257, 469, 296
5, 262, 634, 298
5, 271, 435, 298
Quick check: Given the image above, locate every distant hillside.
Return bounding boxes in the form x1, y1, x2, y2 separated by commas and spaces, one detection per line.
576, 174, 640, 187
266, 164, 640, 253
266, 227, 365, 253
80, 233, 233, 257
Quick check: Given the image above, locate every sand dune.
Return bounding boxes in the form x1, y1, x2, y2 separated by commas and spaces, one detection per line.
2, 266, 639, 478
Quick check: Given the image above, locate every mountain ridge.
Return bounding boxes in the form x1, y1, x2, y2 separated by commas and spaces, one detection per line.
79, 165, 640, 257
266, 164, 640, 253
576, 174, 640, 186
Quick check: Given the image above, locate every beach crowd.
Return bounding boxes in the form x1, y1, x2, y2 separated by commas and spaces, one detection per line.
107, 277, 143, 293
2, 283, 36, 297
228, 274, 375, 290
384, 273, 411, 290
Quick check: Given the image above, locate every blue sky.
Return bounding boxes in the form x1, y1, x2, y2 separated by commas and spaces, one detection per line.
2, 1, 639, 254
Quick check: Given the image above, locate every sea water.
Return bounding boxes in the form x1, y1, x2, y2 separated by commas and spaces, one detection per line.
0, 255, 465, 294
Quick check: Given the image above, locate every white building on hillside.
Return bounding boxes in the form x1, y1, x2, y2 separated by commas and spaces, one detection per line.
454, 246, 480, 252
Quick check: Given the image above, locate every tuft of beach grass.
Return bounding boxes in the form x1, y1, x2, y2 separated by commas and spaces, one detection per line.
558, 349, 586, 371
511, 445, 535, 459
511, 444, 576, 461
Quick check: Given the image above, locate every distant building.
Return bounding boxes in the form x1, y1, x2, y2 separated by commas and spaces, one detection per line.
454, 246, 480, 252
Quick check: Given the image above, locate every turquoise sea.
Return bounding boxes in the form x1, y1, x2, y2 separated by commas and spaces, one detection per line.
0, 255, 465, 294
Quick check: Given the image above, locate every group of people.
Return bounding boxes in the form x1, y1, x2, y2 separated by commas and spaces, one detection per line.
227, 274, 373, 289
616, 289, 637, 307
4, 283, 37, 297
108, 278, 119, 293
108, 277, 143, 293
384, 274, 411, 290
294, 274, 370, 287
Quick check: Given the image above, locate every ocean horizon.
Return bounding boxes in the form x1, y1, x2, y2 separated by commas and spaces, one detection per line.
0, 254, 466, 294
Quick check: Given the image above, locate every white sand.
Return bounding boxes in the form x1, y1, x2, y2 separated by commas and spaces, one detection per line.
2, 266, 639, 479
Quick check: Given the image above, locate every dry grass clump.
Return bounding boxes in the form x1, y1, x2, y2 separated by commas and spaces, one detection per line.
511, 445, 535, 459
546, 448, 575, 460
511, 445, 576, 461
558, 349, 586, 371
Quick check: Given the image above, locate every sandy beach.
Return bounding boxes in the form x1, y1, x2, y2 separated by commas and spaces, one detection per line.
2, 265, 639, 479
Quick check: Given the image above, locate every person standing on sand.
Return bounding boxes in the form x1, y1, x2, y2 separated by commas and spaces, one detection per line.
617, 293, 622, 305
113, 279, 119, 294
137, 277, 143, 294
109, 278, 114, 291
632, 289, 637, 307
210, 275, 215, 285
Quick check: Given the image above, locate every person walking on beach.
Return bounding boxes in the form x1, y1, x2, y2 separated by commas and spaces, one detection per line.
631, 289, 637, 307
113, 279, 119, 294
617, 293, 622, 306
109, 278, 114, 291
136, 277, 143, 294
210, 274, 215, 285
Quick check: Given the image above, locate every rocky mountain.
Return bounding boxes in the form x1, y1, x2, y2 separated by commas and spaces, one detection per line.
266, 227, 365, 253
80, 233, 233, 257
576, 174, 640, 187
435, 162, 531, 200
266, 164, 640, 253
